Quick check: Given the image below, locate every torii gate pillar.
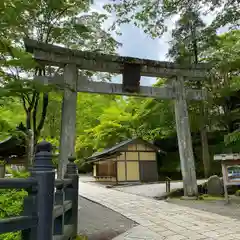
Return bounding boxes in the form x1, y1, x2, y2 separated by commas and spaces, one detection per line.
173, 76, 198, 197
58, 64, 77, 178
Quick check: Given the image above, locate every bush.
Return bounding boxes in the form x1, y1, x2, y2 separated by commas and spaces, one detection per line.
76, 159, 92, 173
0, 169, 28, 240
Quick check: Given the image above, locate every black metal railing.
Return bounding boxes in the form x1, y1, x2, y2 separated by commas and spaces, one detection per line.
0, 141, 79, 240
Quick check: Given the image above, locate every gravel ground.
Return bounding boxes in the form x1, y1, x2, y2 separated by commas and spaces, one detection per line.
168, 196, 240, 220
78, 196, 137, 240
115, 179, 206, 198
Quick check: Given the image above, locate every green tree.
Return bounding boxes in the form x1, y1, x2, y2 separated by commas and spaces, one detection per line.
203, 30, 240, 146
1, 0, 120, 145
167, 9, 212, 177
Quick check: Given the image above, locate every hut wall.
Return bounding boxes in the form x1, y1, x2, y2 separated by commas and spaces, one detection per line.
126, 161, 139, 181
117, 161, 126, 181
93, 165, 96, 177
116, 142, 158, 182
95, 158, 116, 177
139, 152, 156, 161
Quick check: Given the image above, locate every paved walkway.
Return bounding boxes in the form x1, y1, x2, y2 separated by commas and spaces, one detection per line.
115, 180, 206, 198
79, 181, 240, 240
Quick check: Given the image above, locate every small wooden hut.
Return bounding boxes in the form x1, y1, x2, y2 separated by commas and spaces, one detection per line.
87, 138, 164, 183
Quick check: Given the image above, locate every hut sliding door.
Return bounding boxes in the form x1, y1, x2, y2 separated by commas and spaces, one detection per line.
117, 161, 126, 181
139, 161, 158, 182
126, 161, 139, 181
117, 161, 140, 181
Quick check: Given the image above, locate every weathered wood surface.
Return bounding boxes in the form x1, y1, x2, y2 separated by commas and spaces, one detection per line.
24, 38, 210, 78
58, 64, 78, 178
34, 75, 207, 101
173, 76, 198, 197
214, 153, 240, 160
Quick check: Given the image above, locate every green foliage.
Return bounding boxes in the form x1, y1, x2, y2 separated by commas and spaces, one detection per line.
0, 160, 5, 165
104, 0, 239, 40
0, 169, 29, 240
0, 0, 120, 145
224, 130, 240, 145
0, 189, 27, 219
75, 236, 88, 240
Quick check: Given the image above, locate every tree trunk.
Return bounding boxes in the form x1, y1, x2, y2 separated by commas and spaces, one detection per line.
0, 164, 5, 178
199, 103, 211, 178
191, 31, 211, 178
26, 129, 34, 169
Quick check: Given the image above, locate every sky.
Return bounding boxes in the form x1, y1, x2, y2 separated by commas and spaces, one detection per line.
90, 1, 227, 86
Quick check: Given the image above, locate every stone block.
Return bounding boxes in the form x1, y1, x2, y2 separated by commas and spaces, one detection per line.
207, 175, 223, 196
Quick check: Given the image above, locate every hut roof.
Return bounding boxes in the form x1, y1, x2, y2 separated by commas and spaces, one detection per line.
87, 137, 165, 162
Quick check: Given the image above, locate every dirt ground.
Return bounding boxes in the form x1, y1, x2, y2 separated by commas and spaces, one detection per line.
168, 195, 240, 220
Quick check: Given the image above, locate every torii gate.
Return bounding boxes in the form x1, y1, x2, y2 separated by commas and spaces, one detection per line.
24, 38, 209, 197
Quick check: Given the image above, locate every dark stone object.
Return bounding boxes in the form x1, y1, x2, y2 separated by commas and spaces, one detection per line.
122, 63, 141, 93
207, 175, 224, 196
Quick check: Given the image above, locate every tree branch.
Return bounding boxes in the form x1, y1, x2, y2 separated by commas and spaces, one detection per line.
45, 6, 71, 43
21, 94, 28, 112
33, 92, 40, 135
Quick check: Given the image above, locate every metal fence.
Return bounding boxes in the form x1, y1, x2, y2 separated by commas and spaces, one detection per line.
0, 141, 79, 240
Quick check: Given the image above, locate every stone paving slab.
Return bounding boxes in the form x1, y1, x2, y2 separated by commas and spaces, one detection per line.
79, 181, 240, 240
115, 180, 206, 198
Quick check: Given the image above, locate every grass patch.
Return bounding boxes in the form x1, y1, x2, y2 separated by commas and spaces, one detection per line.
170, 194, 224, 201
198, 194, 224, 201
75, 236, 88, 240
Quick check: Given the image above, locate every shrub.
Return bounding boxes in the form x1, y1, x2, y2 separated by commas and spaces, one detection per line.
0, 169, 28, 240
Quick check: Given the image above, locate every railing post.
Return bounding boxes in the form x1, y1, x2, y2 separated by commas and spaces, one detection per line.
21, 186, 38, 239
54, 182, 64, 235
30, 141, 55, 240
64, 156, 79, 238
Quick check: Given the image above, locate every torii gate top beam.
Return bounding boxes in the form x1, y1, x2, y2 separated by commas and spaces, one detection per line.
24, 38, 210, 79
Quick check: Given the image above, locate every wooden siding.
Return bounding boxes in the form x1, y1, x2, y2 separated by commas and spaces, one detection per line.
95, 159, 116, 177
126, 152, 138, 160
127, 144, 136, 151
136, 143, 155, 151
95, 177, 116, 182
126, 162, 139, 181
136, 144, 145, 151
117, 154, 125, 161
139, 152, 156, 161
117, 162, 126, 181
94, 141, 158, 182
93, 165, 96, 176
139, 161, 158, 182
116, 143, 157, 182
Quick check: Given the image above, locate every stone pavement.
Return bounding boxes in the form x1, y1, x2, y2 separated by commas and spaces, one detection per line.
79, 181, 240, 240
115, 179, 206, 198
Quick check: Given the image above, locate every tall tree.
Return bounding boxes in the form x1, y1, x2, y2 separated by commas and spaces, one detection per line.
167, 9, 211, 177
204, 30, 240, 146
1, 0, 120, 146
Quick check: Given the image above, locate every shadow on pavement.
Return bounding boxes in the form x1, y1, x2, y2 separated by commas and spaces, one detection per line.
78, 196, 137, 240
